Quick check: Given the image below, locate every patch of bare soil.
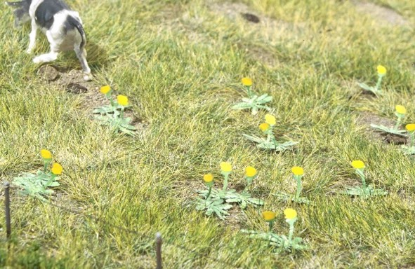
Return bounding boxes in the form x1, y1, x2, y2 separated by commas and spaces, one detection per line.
209, 2, 306, 67
328, 178, 361, 194
352, 1, 408, 26
37, 65, 144, 132
356, 111, 407, 144
37, 65, 94, 94
209, 2, 252, 21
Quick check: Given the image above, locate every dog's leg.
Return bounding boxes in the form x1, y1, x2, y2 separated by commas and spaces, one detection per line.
74, 46, 92, 81
26, 18, 37, 54
33, 31, 59, 63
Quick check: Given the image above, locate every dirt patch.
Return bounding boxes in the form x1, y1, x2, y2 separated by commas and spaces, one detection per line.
352, 1, 408, 26
37, 64, 103, 113
356, 111, 407, 144
37, 65, 95, 94
37, 65, 144, 132
209, 2, 252, 21
209, 2, 306, 67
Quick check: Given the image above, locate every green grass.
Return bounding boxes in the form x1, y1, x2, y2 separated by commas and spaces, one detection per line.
1, 0, 415, 267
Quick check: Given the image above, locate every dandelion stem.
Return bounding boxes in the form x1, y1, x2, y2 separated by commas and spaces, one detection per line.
107, 94, 116, 108
268, 220, 274, 233
375, 75, 383, 92
244, 177, 253, 192
44, 174, 56, 190
120, 107, 125, 119
410, 133, 415, 148
395, 118, 401, 130
395, 116, 402, 130
222, 173, 229, 192
266, 128, 272, 143
246, 85, 253, 98
43, 160, 50, 173
288, 220, 295, 243
206, 185, 212, 200
356, 169, 366, 188
294, 176, 302, 201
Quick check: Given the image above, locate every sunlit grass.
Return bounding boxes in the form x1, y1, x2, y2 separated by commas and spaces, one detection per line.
1, 0, 415, 267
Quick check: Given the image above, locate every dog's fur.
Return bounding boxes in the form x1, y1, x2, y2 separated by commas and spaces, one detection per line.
6, 0, 92, 81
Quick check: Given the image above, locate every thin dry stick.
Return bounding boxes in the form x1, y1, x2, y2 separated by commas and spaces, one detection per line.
155, 232, 162, 269
4, 182, 11, 239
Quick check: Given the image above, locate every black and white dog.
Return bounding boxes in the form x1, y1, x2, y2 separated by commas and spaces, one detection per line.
6, 0, 92, 81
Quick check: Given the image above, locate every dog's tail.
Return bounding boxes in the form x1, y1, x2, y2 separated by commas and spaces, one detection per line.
67, 15, 86, 50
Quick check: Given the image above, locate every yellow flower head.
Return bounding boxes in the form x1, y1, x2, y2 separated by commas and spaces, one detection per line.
405, 124, 415, 132
241, 77, 253, 87
351, 160, 365, 169
40, 149, 52, 160
220, 162, 232, 173
395, 105, 406, 115
245, 166, 257, 178
117, 95, 129, 107
284, 208, 297, 220
264, 114, 276, 126
51, 163, 63, 175
262, 211, 276, 222
291, 166, 304, 176
203, 173, 214, 183
259, 123, 270, 132
100, 85, 111, 94
377, 65, 387, 75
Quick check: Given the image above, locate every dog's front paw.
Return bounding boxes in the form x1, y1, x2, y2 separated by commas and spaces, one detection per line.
83, 73, 93, 81
32, 56, 42, 63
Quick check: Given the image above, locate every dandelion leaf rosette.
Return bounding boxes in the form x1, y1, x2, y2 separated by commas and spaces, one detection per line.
401, 145, 415, 155
273, 192, 310, 204
278, 235, 308, 251
370, 124, 406, 136
13, 170, 60, 200
93, 105, 119, 115
243, 134, 265, 144
224, 191, 264, 209
232, 94, 273, 115
196, 197, 232, 220
93, 104, 130, 115
343, 185, 387, 198
95, 115, 137, 135
241, 230, 283, 245
243, 134, 298, 151
357, 82, 383, 95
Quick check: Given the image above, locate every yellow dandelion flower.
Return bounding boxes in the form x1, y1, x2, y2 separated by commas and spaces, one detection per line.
241, 77, 253, 87
351, 160, 365, 169
40, 149, 52, 160
117, 95, 129, 106
291, 166, 304, 176
51, 163, 63, 175
264, 114, 276, 126
220, 162, 232, 173
259, 123, 270, 132
395, 105, 406, 115
100, 85, 111, 94
405, 124, 415, 132
284, 208, 297, 220
262, 211, 276, 222
377, 65, 387, 75
203, 174, 214, 183
245, 166, 257, 177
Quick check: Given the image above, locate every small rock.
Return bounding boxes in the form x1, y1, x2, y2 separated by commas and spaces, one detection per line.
37, 65, 59, 81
